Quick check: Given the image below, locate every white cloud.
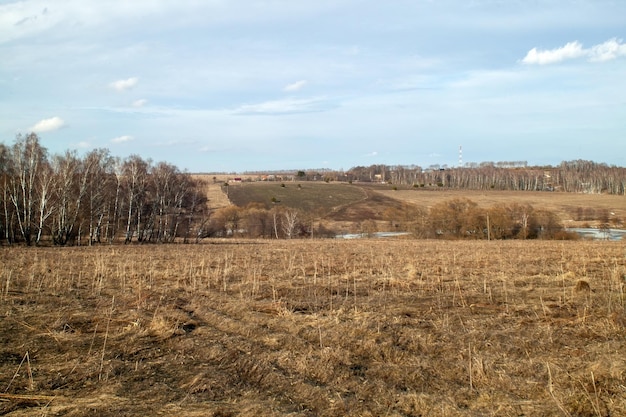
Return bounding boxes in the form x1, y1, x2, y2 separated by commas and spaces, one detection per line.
29, 116, 65, 133
588, 38, 626, 62
521, 41, 585, 65
132, 98, 148, 107
233, 97, 330, 115
111, 135, 133, 143
283, 80, 308, 92
522, 38, 626, 65
110, 77, 138, 92
76, 141, 91, 149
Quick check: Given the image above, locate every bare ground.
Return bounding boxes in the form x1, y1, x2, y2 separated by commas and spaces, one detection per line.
1, 240, 625, 416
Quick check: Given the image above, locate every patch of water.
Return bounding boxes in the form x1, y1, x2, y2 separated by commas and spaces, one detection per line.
335, 232, 411, 239
336, 229, 626, 241
567, 228, 626, 241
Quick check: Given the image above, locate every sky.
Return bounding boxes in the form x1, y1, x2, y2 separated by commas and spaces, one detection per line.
1, 0, 625, 172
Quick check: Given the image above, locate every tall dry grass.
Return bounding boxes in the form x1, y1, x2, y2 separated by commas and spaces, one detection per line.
1, 240, 625, 416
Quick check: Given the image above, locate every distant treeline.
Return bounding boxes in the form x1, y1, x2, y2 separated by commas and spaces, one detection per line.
0, 133, 207, 246
300, 161, 626, 195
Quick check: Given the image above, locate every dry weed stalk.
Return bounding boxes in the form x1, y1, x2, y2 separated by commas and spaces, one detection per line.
547, 362, 572, 417
2, 269, 11, 301
98, 296, 115, 381
4, 351, 34, 393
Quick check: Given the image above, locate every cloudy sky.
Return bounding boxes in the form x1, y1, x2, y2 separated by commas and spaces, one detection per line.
1, 0, 625, 172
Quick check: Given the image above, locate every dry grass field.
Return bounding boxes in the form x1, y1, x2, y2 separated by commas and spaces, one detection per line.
191, 175, 231, 210
227, 182, 368, 214
373, 187, 626, 228
2, 240, 625, 416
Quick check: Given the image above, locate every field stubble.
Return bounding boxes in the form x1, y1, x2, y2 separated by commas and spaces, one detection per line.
1, 240, 625, 416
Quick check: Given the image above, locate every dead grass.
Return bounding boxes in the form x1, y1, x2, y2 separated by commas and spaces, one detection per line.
227, 181, 368, 214
1, 240, 625, 416
374, 187, 626, 227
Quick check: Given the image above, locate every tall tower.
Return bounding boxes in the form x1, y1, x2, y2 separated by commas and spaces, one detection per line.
458, 145, 463, 168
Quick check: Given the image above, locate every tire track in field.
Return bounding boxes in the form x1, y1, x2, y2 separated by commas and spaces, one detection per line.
183, 291, 351, 415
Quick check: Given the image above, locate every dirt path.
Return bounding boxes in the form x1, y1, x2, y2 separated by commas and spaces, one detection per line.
192, 176, 231, 210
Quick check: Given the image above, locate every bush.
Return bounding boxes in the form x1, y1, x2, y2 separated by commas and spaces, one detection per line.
552, 230, 580, 240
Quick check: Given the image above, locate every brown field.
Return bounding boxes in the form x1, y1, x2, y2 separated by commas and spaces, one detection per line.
227, 182, 368, 214
373, 187, 626, 227
2, 240, 625, 416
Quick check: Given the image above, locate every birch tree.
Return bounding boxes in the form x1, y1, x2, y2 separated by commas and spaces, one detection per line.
51, 151, 81, 245
83, 149, 114, 245
8, 133, 47, 245
282, 209, 299, 239
35, 159, 55, 244
0, 144, 11, 244
121, 155, 150, 243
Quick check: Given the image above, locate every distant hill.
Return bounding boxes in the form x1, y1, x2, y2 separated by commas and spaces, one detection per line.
218, 179, 626, 229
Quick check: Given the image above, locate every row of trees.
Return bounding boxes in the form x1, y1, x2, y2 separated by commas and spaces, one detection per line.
201, 204, 335, 240
234, 161, 626, 195
383, 199, 568, 240
0, 134, 207, 245
343, 161, 626, 194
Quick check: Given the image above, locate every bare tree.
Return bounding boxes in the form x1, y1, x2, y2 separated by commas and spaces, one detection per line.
51, 151, 82, 245
121, 155, 150, 243
35, 159, 55, 244
0, 144, 12, 244
83, 149, 114, 245
270, 208, 279, 239
8, 133, 47, 245
282, 209, 299, 239
104, 158, 124, 244
150, 162, 176, 242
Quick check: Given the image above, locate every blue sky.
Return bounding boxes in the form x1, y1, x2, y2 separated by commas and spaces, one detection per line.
1, 0, 625, 172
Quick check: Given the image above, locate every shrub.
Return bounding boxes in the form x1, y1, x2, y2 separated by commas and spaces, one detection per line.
552, 230, 580, 240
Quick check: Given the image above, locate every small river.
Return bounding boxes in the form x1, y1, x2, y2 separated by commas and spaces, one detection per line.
335, 232, 411, 239
336, 229, 626, 241
567, 228, 626, 241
